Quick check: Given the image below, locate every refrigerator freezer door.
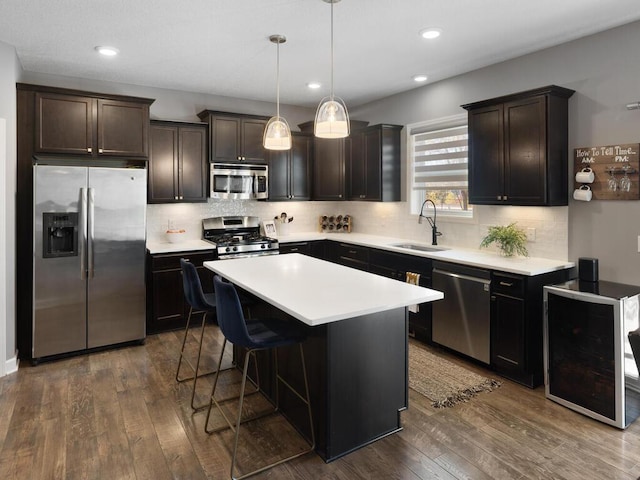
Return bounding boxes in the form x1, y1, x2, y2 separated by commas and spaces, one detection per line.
33, 165, 88, 358
87, 167, 146, 348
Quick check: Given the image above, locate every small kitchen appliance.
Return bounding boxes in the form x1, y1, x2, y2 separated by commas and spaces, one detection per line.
210, 163, 268, 200
578, 257, 599, 282
544, 280, 640, 429
203, 216, 279, 259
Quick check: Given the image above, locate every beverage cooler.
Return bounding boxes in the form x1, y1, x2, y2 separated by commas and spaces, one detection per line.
543, 280, 640, 429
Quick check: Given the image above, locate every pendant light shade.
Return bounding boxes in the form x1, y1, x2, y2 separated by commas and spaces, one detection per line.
264, 34, 292, 150
314, 0, 349, 139
314, 97, 349, 138
264, 116, 292, 150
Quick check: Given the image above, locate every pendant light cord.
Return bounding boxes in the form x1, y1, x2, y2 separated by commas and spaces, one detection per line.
276, 39, 281, 118
330, 0, 334, 101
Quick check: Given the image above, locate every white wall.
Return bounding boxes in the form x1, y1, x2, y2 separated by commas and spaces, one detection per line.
0, 40, 19, 375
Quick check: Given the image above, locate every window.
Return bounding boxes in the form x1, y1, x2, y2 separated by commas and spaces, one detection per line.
409, 114, 472, 218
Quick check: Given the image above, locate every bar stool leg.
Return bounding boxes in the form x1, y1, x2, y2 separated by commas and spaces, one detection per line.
190, 311, 213, 410
204, 343, 261, 434
229, 345, 315, 480
176, 307, 196, 383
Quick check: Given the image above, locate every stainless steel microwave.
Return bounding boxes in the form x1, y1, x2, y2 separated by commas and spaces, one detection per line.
210, 163, 268, 200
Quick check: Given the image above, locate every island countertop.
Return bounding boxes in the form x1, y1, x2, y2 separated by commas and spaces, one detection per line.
204, 253, 443, 326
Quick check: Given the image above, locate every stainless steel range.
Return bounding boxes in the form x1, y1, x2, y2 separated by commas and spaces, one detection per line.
203, 216, 279, 259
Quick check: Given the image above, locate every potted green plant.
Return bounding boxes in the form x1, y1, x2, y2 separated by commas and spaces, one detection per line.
480, 222, 529, 257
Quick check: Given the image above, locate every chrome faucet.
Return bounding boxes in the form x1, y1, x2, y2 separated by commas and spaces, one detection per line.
418, 198, 442, 245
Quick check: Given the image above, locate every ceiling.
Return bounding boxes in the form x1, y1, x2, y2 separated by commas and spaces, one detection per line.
2, 0, 640, 109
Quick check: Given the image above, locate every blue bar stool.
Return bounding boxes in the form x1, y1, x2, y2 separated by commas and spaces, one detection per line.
176, 259, 258, 410
206, 275, 315, 480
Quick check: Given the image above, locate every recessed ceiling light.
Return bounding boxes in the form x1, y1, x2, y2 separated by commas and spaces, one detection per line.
413, 75, 428, 83
95, 46, 119, 56
307, 82, 321, 89
420, 28, 441, 40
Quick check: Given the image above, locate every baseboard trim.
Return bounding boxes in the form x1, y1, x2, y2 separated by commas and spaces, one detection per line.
4, 355, 19, 376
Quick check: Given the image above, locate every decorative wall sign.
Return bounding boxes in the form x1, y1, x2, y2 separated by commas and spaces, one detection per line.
573, 144, 639, 200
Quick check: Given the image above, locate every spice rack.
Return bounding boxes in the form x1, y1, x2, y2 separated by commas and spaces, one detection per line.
318, 214, 352, 233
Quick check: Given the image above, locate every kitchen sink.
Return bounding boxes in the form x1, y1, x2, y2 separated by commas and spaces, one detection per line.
389, 243, 450, 252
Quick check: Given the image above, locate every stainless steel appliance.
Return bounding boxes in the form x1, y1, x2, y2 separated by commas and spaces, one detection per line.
544, 280, 640, 429
203, 216, 279, 259
432, 261, 491, 364
210, 163, 268, 200
33, 164, 147, 360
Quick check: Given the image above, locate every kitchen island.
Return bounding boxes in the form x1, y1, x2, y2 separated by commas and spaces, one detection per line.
204, 253, 443, 462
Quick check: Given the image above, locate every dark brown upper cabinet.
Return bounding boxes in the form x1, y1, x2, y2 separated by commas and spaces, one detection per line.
298, 120, 370, 201
462, 85, 574, 206
347, 124, 402, 202
268, 132, 313, 201
312, 136, 347, 200
34, 89, 152, 157
148, 121, 208, 204
197, 110, 268, 164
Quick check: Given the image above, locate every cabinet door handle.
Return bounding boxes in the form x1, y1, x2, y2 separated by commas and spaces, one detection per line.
290, 248, 299, 252
99, 148, 104, 154
348, 250, 357, 255
499, 281, 514, 287
503, 195, 508, 201
497, 355, 519, 366
87, 147, 92, 153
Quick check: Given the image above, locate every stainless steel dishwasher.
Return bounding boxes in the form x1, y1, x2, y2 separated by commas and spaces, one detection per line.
432, 261, 491, 364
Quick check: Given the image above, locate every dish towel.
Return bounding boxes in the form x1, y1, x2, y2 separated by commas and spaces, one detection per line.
406, 272, 421, 313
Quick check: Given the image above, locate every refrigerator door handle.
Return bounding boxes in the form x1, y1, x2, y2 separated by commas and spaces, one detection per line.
88, 187, 95, 278
80, 187, 88, 280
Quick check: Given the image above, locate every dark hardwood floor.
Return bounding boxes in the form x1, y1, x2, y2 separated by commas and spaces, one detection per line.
1, 326, 640, 479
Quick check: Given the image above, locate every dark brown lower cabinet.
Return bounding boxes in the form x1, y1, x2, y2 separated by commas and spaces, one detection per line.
490, 269, 571, 388
146, 250, 216, 334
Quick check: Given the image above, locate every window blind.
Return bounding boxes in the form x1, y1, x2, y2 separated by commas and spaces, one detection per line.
411, 124, 468, 191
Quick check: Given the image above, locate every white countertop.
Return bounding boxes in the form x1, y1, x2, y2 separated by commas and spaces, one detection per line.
278, 232, 575, 276
204, 253, 443, 327
148, 232, 574, 276
147, 239, 215, 254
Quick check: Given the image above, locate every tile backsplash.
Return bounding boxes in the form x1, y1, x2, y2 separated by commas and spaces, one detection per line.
147, 200, 568, 261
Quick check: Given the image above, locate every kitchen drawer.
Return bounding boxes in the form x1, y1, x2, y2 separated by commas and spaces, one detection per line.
336, 243, 370, 264
369, 248, 432, 277
492, 272, 525, 298
280, 242, 311, 255
150, 250, 216, 271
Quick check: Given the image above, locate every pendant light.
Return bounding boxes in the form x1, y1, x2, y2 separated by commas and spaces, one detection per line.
264, 34, 292, 150
314, 0, 350, 139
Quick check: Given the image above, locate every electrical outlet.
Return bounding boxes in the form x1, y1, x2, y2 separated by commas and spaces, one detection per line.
168, 218, 176, 230
526, 227, 536, 242
637, 235, 640, 253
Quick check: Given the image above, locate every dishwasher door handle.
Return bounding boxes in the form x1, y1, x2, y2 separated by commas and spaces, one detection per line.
432, 268, 491, 287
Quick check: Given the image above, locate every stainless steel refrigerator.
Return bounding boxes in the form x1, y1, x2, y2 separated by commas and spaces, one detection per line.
33, 164, 147, 359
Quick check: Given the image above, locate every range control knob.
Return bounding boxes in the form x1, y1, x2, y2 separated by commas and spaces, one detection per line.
232, 246, 237, 252
225, 247, 231, 253
261, 244, 266, 249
